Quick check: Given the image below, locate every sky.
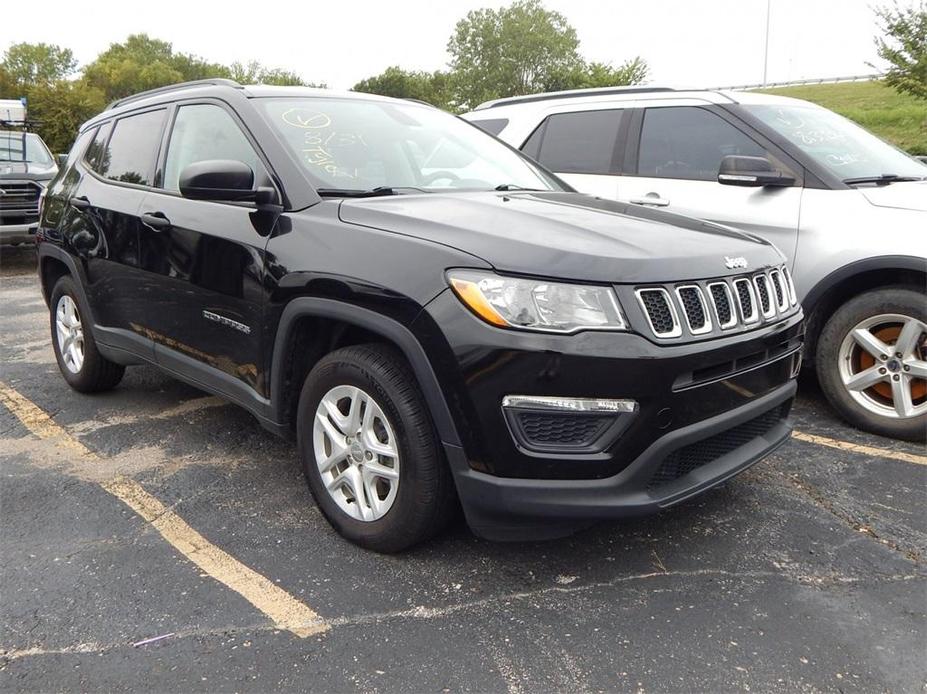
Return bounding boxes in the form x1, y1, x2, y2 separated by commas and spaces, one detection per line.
2, 0, 889, 90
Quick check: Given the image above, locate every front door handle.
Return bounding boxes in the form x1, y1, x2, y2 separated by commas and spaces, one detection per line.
629, 193, 670, 207
140, 211, 171, 231
69, 196, 91, 210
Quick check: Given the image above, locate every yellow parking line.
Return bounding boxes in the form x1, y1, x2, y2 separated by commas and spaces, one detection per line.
792, 430, 927, 466
102, 476, 328, 637
0, 381, 328, 638
0, 383, 92, 458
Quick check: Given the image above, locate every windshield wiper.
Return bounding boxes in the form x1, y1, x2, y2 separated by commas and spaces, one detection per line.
494, 183, 545, 191
316, 187, 398, 198
316, 186, 429, 198
843, 174, 926, 186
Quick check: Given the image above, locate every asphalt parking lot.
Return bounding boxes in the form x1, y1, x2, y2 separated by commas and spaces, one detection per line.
1, 244, 925, 693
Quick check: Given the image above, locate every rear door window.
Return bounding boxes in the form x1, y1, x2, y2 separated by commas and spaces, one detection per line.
100, 109, 167, 186
637, 106, 766, 181
523, 110, 623, 174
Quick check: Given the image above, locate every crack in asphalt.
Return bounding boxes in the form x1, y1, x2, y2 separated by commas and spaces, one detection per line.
784, 471, 923, 565
3, 566, 922, 665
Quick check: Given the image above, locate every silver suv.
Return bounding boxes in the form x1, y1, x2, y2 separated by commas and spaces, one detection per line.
465, 86, 927, 441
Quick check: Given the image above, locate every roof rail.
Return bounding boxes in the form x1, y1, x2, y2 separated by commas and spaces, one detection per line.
475, 85, 678, 110
106, 78, 244, 111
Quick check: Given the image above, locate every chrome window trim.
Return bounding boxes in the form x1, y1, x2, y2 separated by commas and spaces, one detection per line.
634, 287, 683, 338
674, 285, 713, 335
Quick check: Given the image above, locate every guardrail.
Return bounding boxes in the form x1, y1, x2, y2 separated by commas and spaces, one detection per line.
715, 74, 881, 91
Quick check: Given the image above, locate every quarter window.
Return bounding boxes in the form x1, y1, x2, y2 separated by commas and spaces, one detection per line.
637, 107, 766, 181
470, 118, 509, 136
163, 104, 262, 192
524, 110, 623, 175
100, 110, 166, 186
84, 122, 112, 174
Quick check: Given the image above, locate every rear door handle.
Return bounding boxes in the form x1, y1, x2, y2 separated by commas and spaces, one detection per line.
140, 211, 171, 231
69, 196, 91, 210
629, 193, 670, 207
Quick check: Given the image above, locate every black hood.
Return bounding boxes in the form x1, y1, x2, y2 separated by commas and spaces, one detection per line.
338, 191, 783, 283
0, 161, 57, 181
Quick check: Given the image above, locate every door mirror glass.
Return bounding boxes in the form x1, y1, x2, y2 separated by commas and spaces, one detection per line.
718, 155, 795, 187
179, 159, 273, 203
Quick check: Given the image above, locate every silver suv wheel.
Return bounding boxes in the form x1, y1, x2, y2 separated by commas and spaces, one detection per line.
312, 384, 400, 522
55, 295, 84, 374
838, 312, 927, 419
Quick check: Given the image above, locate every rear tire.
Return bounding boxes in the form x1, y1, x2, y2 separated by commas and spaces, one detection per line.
50, 276, 125, 393
296, 344, 455, 552
816, 287, 926, 441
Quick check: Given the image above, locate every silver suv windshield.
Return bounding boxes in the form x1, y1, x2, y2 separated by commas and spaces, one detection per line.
0, 131, 53, 165
256, 97, 562, 193
744, 104, 927, 183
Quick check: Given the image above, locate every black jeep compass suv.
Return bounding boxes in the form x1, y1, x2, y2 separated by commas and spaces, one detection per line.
37, 79, 803, 551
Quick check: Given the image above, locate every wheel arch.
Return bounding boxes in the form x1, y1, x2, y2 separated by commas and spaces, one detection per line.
39, 252, 74, 307
270, 297, 462, 447
802, 255, 926, 363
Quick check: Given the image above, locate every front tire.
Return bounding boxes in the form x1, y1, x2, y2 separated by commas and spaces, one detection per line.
50, 276, 125, 393
296, 344, 455, 552
816, 287, 926, 441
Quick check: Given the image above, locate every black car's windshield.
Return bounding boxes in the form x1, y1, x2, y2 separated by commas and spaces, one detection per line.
0, 131, 54, 165
744, 104, 927, 183
256, 97, 562, 193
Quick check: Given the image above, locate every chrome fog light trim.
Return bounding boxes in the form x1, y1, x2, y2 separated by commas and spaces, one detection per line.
502, 395, 638, 413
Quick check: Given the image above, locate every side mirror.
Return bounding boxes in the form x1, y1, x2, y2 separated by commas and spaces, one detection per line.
179, 160, 276, 204
56, 153, 67, 167
718, 155, 794, 187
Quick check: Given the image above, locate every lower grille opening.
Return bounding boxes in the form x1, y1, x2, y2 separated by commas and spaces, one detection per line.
514, 411, 613, 447
648, 402, 790, 489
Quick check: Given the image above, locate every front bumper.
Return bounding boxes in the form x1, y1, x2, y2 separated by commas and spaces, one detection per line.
417, 289, 803, 540
446, 380, 794, 541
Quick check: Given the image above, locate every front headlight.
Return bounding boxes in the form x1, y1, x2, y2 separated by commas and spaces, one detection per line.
447, 270, 627, 333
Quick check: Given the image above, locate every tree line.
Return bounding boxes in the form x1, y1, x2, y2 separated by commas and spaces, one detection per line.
3, 0, 921, 155
0, 0, 647, 153
0, 34, 319, 153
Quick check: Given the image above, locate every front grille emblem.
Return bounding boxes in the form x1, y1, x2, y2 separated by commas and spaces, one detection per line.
724, 255, 748, 270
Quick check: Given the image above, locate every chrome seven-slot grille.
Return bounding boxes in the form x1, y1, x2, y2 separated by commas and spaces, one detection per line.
634, 266, 797, 339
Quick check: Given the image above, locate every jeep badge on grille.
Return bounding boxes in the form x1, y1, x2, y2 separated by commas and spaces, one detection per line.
724, 256, 748, 270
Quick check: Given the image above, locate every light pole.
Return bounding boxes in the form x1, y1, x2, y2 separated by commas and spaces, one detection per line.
762, 0, 771, 86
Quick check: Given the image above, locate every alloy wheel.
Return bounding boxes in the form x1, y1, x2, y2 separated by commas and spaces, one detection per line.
838, 313, 927, 419
55, 295, 84, 374
312, 385, 400, 522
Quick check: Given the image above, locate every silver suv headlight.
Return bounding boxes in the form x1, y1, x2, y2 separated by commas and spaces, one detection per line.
447, 270, 627, 333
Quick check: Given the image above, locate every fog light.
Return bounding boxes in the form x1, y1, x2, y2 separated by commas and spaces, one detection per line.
502, 396, 638, 454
